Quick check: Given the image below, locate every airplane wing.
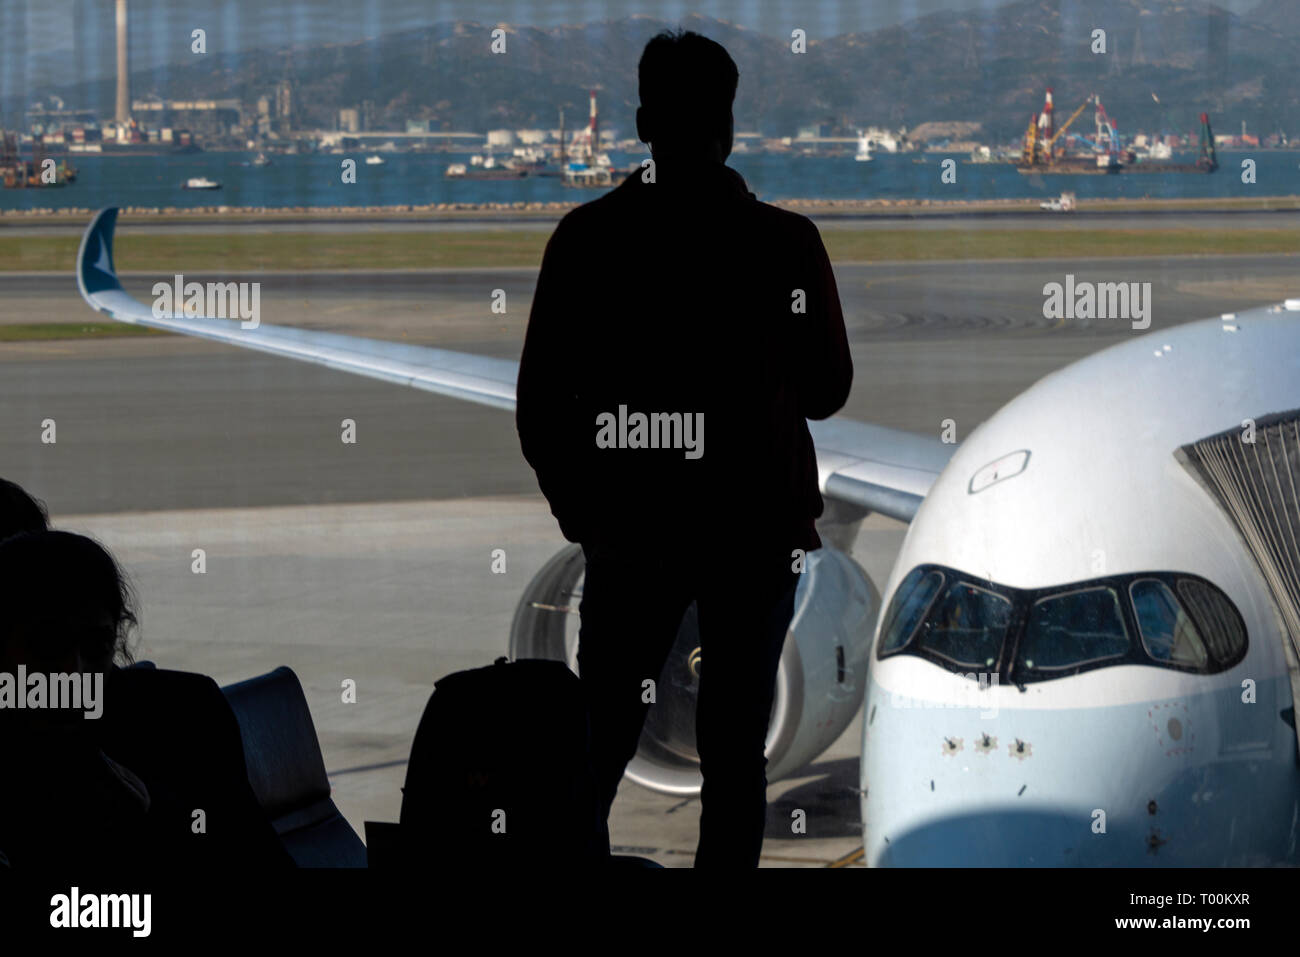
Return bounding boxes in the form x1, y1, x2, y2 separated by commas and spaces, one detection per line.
77, 207, 954, 522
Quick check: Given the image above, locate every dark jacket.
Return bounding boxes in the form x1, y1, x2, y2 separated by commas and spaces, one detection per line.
98, 667, 295, 870
516, 162, 852, 553
0, 667, 292, 872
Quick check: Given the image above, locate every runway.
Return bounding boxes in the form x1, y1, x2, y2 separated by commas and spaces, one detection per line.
4, 254, 1297, 514
3, 252, 1297, 865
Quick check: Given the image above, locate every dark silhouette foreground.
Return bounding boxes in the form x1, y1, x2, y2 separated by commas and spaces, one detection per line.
0, 484, 289, 872
517, 30, 852, 866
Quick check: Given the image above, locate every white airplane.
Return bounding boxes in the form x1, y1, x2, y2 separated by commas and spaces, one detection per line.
77, 207, 1300, 866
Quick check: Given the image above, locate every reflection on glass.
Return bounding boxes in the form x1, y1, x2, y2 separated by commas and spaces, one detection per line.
1133, 579, 1208, 668
918, 581, 1011, 669
879, 567, 944, 653
1019, 586, 1129, 671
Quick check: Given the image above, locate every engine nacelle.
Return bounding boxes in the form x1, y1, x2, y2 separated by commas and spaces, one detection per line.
508, 542, 879, 796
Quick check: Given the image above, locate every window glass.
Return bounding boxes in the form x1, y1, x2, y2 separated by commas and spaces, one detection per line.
1177, 578, 1246, 665
917, 581, 1011, 669
1018, 586, 1129, 671
1131, 579, 1207, 669
878, 567, 943, 654
877, 565, 1247, 681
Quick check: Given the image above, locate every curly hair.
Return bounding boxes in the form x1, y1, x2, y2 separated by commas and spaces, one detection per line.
0, 530, 138, 668
0, 477, 49, 541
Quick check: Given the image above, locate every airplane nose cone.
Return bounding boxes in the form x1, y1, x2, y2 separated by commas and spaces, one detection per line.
859, 674, 1298, 867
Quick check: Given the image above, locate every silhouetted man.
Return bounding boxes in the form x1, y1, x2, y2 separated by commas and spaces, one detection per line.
516, 29, 851, 867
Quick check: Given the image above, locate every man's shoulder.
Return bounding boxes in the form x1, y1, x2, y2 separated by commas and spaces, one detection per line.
553, 175, 636, 231
548, 171, 822, 252
748, 197, 820, 242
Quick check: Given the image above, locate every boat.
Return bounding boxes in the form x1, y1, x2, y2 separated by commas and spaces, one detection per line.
511, 145, 549, 170
1134, 141, 1173, 162
562, 163, 612, 187
251, 152, 272, 167
562, 151, 618, 188
181, 177, 222, 190
855, 133, 873, 162
447, 157, 528, 180
1, 134, 76, 187
2, 161, 75, 188
364, 155, 385, 166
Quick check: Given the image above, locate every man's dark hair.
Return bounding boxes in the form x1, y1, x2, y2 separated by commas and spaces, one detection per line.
638, 29, 739, 145
0, 478, 49, 541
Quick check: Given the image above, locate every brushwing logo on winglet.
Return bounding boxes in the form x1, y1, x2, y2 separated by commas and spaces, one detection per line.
80, 210, 123, 296
92, 236, 112, 276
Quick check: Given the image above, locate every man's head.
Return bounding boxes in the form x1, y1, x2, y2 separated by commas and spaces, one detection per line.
636, 30, 738, 163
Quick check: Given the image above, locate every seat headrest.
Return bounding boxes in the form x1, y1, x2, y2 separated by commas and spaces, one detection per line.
220, 666, 330, 818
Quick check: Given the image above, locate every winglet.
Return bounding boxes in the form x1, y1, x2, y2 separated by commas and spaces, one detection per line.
77, 207, 124, 306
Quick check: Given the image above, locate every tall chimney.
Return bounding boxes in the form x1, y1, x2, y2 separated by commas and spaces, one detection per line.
115, 0, 130, 125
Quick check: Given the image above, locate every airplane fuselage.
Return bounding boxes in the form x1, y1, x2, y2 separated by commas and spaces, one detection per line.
863, 303, 1300, 866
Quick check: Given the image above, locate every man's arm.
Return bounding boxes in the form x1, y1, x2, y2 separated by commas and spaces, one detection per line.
796, 222, 854, 421
516, 220, 589, 542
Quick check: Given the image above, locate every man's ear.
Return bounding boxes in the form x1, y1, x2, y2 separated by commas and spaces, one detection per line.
635, 106, 651, 147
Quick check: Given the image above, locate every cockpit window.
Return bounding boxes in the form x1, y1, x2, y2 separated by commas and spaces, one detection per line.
876, 564, 1248, 683
1018, 586, 1129, 673
917, 582, 1011, 669
1177, 578, 1247, 666
1131, 579, 1207, 669
878, 567, 944, 654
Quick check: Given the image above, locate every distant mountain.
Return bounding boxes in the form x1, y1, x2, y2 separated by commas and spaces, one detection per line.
17, 0, 1300, 141
815, 0, 1300, 138
1247, 0, 1300, 32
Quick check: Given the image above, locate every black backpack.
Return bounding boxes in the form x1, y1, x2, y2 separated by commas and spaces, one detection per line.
397, 657, 608, 868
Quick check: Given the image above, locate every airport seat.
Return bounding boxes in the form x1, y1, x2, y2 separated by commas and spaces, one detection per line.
101, 665, 293, 870
221, 666, 367, 868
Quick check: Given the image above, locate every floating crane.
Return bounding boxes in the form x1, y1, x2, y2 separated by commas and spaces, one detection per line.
1, 131, 76, 188
1021, 91, 1096, 167
1016, 88, 1218, 175
1197, 112, 1219, 172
